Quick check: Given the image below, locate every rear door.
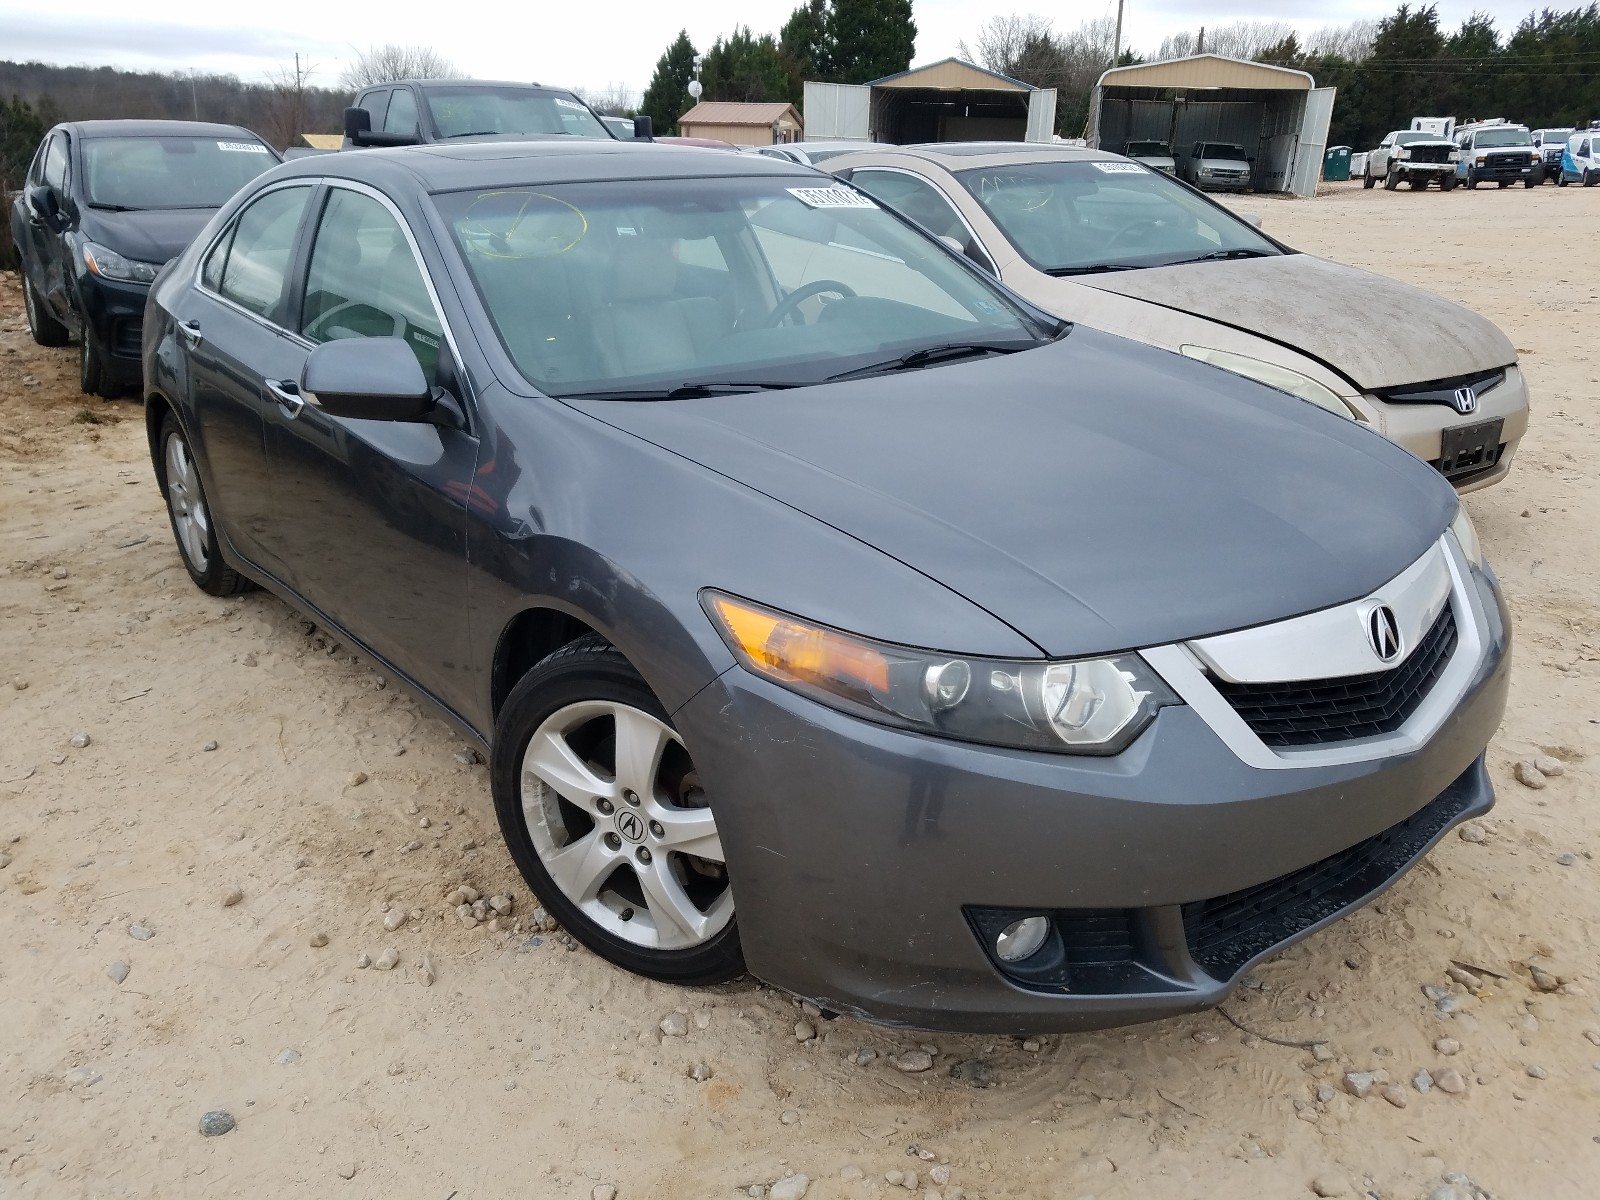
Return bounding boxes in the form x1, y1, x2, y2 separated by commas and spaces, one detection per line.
177, 182, 317, 569
261, 182, 478, 709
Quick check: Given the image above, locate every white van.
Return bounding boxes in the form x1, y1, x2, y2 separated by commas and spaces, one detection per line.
1555, 131, 1600, 186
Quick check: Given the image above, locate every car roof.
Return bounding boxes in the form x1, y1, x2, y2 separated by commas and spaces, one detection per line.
268, 140, 822, 193
831, 142, 1123, 169
382, 78, 582, 93
62, 119, 264, 141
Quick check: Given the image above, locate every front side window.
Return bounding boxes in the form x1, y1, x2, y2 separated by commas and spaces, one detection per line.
435, 177, 1047, 396
81, 136, 277, 210
301, 189, 443, 380
42, 133, 68, 190
214, 186, 311, 321
850, 170, 973, 243
956, 159, 1280, 276
358, 89, 392, 128
384, 88, 419, 136
422, 86, 610, 140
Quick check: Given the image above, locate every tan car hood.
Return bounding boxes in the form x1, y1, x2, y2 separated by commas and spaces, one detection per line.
1076, 254, 1517, 391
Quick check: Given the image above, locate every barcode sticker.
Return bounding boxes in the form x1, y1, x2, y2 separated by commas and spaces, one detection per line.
787, 187, 877, 209
218, 141, 270, 153
1093, 161, 1146, 173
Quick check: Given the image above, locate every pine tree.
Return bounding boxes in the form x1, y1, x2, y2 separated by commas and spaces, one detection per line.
826, 0, 917, 84
639, 31, 698, 136
702, 28, 792, 104
780, 0, 831, 101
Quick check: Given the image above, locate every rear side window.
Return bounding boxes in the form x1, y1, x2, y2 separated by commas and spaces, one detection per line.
384, 88, 419, 136
214, 186, 312, 322
300, 188, 443, 381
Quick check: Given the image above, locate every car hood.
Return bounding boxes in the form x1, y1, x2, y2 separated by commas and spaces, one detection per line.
79, 206, 217, 266
1075, 254, 1518, 391
568, 327, 1456, 659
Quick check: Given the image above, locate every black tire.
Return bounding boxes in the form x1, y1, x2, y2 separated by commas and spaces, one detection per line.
1466, 171, 1478, 189
157, 413, 255, 596
1523, 172, 1540, 188
1441, 174, 1458, 191
23, 277, 69, 347
1557, 174, 1569, 187
1362, 170, 1376, 189
1585, 170, 1598, 188
1383, 168, 1400, 190
492, 635, 744, 985
79, 330, 121, 399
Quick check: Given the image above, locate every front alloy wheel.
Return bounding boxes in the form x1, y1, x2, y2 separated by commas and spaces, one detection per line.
493, 637, 742, 984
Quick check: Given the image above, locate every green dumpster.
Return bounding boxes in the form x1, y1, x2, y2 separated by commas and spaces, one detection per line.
1323, 146, 1352, 182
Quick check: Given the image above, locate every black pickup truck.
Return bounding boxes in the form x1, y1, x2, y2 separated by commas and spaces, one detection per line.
342, 79, 651, 148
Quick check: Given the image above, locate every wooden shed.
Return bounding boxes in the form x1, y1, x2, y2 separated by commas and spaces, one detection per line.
677, 102, 802, 147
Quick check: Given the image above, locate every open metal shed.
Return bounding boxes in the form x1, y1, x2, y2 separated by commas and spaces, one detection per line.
804, 58, 1058, 145
1087, 55, 1335, 196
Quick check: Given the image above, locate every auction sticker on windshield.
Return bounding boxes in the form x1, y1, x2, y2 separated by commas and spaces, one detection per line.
1093, 162, 1146, 173
788, 187, 877, 209
218, 141, 270, 153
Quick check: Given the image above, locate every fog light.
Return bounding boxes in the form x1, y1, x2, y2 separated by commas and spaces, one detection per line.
995, 916, 1050, 963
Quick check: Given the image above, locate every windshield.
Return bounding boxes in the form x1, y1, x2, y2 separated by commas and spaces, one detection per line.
955, 159, 1280, 275
600, 116, 632, 139
435, 177, 1048, 397
81, 136, 276, 210
1395, 131, 1439, 145
1199, 143, 1247, 160
422, 85, 610, 140
1475, 128, 1531, 147
1124, 141, 1170, 157
1539, 129, 1573, 143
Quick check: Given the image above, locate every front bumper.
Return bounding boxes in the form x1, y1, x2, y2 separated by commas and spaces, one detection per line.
73, 268, 151, 384
1373, 365, 1530, 493
1469, 157, 1536, 181
677, 560, 1510, 1032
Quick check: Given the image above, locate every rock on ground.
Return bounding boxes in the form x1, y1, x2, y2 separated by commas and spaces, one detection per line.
769, 1175, 810, 1200
198, 1111, 235, 1137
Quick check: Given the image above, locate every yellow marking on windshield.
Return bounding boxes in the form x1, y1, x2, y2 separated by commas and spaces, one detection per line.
459, 190, 589, 259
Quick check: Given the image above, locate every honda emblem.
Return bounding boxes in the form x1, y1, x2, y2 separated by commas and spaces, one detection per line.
1451, 386, 1478, 415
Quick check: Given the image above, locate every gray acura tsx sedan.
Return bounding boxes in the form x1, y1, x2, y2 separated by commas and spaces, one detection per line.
142, 140, 1509, 1033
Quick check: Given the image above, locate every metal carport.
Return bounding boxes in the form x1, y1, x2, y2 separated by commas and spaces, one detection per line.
804, 58, 1058, 146
1087, 55, 1334, 197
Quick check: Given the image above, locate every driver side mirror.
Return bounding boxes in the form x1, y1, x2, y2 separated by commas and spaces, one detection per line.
301, 338, 438, 423
344, 106, 419, 148
27, 184, 65, 232
632, 115, 654, 141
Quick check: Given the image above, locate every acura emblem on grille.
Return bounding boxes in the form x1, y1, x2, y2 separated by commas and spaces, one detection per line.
1366, 604, 1403, 663
1451, 385, 1478, 414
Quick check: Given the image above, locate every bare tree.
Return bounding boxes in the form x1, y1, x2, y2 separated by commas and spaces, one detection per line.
340, 45, 460, 91
1155, 20, 1296, 62
958, 14, 1057, 75
571, 83, 642, 115
262, 54, 315, 151
1305, 19, 1378, 61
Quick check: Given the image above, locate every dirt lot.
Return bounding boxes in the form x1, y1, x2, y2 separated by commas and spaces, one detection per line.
3, 181, 1599, 1200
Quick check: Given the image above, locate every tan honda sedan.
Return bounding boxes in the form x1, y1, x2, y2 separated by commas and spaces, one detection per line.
827, 143, 1529, 492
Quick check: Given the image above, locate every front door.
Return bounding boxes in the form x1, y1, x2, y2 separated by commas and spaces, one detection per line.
262, 184, 479, 714
180, 183, 316, 570
25, 132, 73, 323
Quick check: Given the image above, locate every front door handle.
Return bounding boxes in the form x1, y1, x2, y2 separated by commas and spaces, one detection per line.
179, 319, 203, 348
266, 379, 304, 418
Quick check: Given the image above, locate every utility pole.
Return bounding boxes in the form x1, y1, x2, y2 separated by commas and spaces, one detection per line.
1197, 26, 1205, 55
189, 69, 198, 119
1111, 0, 1125, 68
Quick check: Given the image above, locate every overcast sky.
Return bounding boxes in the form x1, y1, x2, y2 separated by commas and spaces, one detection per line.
0, 1, 1554, 96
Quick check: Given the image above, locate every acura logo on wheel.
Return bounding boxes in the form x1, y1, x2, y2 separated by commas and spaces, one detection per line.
1366, 603, 1403, 663
615, 810, 645, 843
1451, 385, 1478, 415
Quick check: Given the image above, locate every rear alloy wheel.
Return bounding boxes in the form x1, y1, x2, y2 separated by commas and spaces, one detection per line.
79, 330, 120, 398
23, 278, 69, 347
159, 414, 254, 596
492, 637, 742, 984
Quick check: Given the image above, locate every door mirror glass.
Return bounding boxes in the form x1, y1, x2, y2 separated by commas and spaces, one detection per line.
633, 115, 654, 140
343, 106, 372, 142
300, 338, 435, 422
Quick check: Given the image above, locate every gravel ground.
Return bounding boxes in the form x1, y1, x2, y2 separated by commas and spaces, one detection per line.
2, 180, 1598, 1199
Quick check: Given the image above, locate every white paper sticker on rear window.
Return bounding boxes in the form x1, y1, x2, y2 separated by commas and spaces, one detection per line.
1093, 161, 1146, 173
218, 141, 269, 153
787, 187, 877, 209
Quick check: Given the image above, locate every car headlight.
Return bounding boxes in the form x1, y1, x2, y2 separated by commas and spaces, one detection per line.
1179, 346, 1362, 420
1448, 150, 1460, 162
1450, 506, 1483, 567
81, 241, 162, 284
1396, 148, 1410, 160
1475, 155, 1487, 165
703, 592, 1178, 755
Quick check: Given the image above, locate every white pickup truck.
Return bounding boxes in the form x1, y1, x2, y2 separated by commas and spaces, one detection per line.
1363, 130, 1459, 190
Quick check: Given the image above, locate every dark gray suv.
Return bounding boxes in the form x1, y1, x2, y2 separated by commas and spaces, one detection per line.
141, 141, 1509, 1033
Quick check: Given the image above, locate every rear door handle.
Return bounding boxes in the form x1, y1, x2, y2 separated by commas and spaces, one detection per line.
179, 319, 203, 348
266, 379, 304, 418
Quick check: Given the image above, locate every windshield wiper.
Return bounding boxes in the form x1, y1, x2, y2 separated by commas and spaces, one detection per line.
566, 381, 805, 401
1163, 248, 1276, 266
1045, 263, 1145, 277
826, 340, 1037, 382
443, 130, 503, 139
87, 203, 144, 212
